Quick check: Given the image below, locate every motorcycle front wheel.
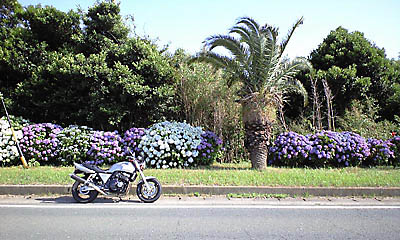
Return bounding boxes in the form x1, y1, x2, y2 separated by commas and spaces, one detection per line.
71, 181, 99, 203
136, 178, 162, 203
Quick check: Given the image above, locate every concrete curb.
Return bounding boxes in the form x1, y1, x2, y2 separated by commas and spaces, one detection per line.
1, 185, 400, 197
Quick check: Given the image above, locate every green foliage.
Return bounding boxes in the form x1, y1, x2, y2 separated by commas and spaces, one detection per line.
20, 4, 81, 50
337, 100, 400, 140
1, 1, 179, 131
309, 26, 400, 119
81, 0, 129, 54
172, 49, 246, 162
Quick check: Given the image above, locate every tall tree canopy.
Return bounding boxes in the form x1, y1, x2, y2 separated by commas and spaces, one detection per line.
0, 0, 179, 131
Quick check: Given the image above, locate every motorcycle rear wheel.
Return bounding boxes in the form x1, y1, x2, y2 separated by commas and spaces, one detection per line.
71, 181, 99, 203
136, 178, 162, 203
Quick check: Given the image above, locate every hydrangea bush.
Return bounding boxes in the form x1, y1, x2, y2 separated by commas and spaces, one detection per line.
269, 132, 312, 167
389, 135, 400, 166
138, 121, 222, 168
19, 123, 63, 165
330, 131, 370, 167
0, 116, 32, 166
270, 131, 400, 168
198, 131, 224, 166
0, 120, 17, 166
58, 125, 94, 166
122, 127, 145, 154
86, 130, 125, 165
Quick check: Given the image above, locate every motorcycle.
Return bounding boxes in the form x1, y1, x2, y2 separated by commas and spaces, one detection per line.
69, 154, 162, 203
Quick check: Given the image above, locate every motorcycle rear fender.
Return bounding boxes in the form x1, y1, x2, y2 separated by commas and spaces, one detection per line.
73, 162, 95, 174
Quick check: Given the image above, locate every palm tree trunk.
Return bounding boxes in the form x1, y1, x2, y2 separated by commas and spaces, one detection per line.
242, 100, 274, 170
244, 122, 270, 169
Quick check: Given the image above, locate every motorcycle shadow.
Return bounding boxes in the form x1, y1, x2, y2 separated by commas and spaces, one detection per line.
35, 196, 142, 204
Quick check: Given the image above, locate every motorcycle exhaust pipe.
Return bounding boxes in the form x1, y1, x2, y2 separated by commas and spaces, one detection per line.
69, 174, 107, 195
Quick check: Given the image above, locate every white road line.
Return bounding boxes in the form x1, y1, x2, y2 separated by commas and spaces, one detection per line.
1, 204, 400, 209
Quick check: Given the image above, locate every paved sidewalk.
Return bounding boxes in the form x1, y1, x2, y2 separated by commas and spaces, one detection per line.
1, 185, 400, 197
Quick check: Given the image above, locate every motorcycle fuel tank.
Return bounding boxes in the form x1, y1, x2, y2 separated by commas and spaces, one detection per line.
107, 162, 135, 173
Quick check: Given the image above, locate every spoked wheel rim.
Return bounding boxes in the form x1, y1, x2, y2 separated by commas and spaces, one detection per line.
141, 182, 157, 199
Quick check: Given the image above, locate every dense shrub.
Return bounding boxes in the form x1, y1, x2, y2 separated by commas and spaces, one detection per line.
330, 131, 370, 167
19, 123, 63, 165
269, 131, 399, 168
138, 121, 223, 168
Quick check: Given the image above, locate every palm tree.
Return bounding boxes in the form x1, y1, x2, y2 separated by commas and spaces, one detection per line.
191, 17, 310, 169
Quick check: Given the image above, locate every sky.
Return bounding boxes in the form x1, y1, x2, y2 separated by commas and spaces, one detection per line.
19, 0, 400, 60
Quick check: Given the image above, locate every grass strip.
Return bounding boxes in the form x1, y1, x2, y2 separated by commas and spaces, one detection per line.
0, 162, 400, 187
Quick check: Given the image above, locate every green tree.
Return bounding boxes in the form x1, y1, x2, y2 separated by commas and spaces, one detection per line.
1, 0, 179, 131
309, 26, 399, 119
81, 0, 129, 54
192, 17, 310, 169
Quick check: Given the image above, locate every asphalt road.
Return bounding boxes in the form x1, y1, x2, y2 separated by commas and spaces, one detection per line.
1, 196, 400, 239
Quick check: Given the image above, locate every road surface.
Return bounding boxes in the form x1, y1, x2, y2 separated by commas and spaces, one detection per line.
1, 195, 399, 239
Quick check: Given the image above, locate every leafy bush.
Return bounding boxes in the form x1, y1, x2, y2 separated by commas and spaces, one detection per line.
138, 121, 222, 168
337, 100, 399, 139
307, 132, 338, 167
19, 123, 63, 165
57, 125, 94, 166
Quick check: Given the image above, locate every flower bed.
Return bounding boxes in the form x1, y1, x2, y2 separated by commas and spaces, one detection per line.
0, 116, 222, 168
269, 131, 399, 167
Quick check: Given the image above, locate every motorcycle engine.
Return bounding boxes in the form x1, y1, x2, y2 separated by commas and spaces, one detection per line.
107, 172, 130, 194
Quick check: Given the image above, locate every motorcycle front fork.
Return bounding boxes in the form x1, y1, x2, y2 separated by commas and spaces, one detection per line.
133, 161, 152, 190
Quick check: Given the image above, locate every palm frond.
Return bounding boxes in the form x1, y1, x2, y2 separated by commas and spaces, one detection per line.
280, 17, 304, 56
235, 17, 261, 38
264, 57, 310, 106
204, 34, 248, 63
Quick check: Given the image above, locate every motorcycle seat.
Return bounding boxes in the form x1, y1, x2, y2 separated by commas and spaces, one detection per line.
82, 163, 108, 173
